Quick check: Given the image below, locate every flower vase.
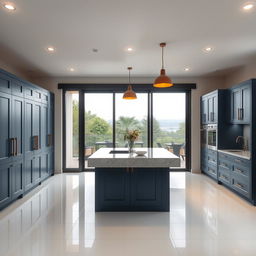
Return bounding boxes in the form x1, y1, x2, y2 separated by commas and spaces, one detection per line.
128, 140, 134, 153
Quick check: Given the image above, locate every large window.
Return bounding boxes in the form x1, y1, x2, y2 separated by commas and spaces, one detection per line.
62, 85, 193, 171
115, 93, 148, 148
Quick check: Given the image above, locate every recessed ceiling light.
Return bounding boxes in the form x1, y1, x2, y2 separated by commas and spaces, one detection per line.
3, 3, 16, 10
203, 46, 214, 53
184, 67, 190, 72
69, 68, 75, 72
243, 3, 254, 10
92, 48, 98, 53
127, 47, 133, 52
46, 47, 55, 52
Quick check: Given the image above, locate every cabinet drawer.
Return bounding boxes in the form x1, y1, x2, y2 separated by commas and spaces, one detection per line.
218, 152, 234, 162
218, 158, 232, 171
232, 164, 250, 178
233, 157, 250, 167
218, 167, 230, 185
206, 164, 217, 179
208, 149, 217, 157
207, 154, 217, 166
231, 175, 250, 199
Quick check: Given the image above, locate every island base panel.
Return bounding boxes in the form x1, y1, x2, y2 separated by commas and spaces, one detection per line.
95, 168, 169, 212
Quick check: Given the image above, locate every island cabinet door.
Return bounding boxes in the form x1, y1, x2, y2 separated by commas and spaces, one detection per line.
95, 168, 130, 211
130, 168, 169, 211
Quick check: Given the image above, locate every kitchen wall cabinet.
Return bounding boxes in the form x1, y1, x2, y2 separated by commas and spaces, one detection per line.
230, 82, 251, 124
0, 68, 54, 210
201, 91, 218, 124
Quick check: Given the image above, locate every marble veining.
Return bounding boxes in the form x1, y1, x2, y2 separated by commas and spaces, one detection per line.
88, 147, 180, 168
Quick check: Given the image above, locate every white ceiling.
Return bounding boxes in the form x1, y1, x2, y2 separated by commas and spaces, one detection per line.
0, 0, 256, 77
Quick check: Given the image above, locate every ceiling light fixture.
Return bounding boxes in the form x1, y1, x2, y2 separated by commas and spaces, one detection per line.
153, 42, 173, 88
203, 46, 213, 53
123, 67, 137, 100
184, 67, 190, 72
69, 68, 75, 72
127, 47, 133, 52
243, 2, 254, 10
47, 46, 55, 52
3, 3, 15, 10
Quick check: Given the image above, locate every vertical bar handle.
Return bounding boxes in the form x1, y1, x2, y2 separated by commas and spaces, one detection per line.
15, 138, 18, 156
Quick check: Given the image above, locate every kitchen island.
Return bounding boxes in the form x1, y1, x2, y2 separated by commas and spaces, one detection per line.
88, 148, 180, 212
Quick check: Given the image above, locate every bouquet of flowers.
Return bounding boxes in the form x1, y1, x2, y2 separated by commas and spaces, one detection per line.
124, 129, 140, 142
124, 129, 140, 152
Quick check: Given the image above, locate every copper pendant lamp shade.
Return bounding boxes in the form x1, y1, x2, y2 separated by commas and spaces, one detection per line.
123, 67, 137, 100
153, 43, 173, 88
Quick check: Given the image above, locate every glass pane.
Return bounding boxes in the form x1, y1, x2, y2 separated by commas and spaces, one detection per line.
84, 93, 113, 160
115, 93, 148, 148
65, 91, 79, 168
153, 93, 186, 168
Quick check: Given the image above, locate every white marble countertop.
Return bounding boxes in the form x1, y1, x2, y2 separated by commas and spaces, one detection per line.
88, 148, 180, 168
218, 149, 251, 160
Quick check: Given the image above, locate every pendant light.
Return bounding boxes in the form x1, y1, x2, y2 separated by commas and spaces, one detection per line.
153, 42, 173, 88
123, 67, 137, 100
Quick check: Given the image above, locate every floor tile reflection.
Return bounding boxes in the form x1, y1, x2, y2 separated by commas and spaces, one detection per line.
1, 172, 256, 256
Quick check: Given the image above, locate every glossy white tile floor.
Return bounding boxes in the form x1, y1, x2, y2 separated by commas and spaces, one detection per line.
1, 172, 256, 256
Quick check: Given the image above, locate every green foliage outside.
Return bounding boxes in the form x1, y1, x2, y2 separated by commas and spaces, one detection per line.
72, 101, 185, 156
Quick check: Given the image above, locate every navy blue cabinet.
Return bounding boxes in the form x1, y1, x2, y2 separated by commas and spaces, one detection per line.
0, 68, 54, 210
230, 82, 251, 124
95, 168, 169, 211
201, 91, 218, 124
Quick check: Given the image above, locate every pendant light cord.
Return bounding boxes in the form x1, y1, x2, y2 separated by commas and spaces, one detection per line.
162, 46, 164, 69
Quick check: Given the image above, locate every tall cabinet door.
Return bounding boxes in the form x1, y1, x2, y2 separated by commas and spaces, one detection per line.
24, 100, 34, 191
33, 102, 42, 184
33, 102, 41, 154
11, 96, 24, 198
0, 92, 12, 166
12, 96, 24, 162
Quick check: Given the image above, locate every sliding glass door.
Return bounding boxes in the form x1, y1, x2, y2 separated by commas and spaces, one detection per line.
153, 93, 186, 168
84, 93, 113, 165
115, 93, 148, 148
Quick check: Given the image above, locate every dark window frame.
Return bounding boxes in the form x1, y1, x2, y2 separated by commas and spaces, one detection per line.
59, 83, 196, 172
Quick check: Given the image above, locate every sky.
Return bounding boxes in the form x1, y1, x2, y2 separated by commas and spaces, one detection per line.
72, 92, 186, 121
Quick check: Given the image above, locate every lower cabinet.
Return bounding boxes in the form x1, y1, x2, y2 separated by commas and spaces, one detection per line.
0, 163, 12, 210
201, 148, 218, 180
217, 152, 252, 201
95, 168, 169, 211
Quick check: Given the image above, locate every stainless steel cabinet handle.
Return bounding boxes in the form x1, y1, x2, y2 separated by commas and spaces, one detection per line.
240, 108, 244, 120
235, 183, 243, 189
220, 175, 228, 181
235, 168, 243, 174
15, 138, 18, 156
10, 138, 14, 156
237, 108, 240, 120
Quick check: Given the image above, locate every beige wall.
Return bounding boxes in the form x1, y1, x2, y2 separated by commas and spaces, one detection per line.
0, 60, 31, 80
224, 60, 256, 88
30, 76, 226, 173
